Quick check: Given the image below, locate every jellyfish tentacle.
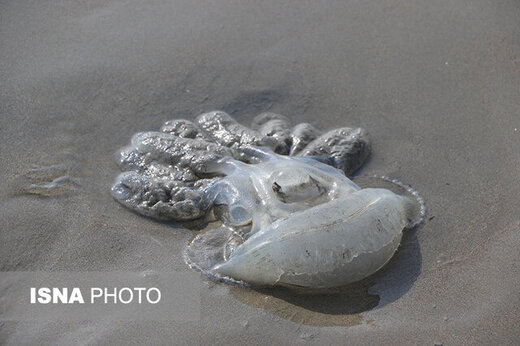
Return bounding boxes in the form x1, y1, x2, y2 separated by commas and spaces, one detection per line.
161, 119, 210, 141
195, 111, 263, 148
112, 123, 243, 221
289, 123, 319, 155
251, 112, 290, 132
297, 127, 371, 175
252, 112, 292, 154
111, 171, 215, 221
130, 131, 237, 176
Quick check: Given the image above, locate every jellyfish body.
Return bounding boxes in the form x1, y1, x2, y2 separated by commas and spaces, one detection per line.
186, 148, 418, 288
111, 111, 422, 288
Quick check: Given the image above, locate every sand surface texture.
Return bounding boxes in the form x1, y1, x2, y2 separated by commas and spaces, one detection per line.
1, 0, 519, 344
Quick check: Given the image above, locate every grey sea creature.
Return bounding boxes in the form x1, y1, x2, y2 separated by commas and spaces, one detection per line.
111, 111, 423, 288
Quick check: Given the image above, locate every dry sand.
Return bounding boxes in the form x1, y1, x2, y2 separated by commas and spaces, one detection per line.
1, 0, 520, 344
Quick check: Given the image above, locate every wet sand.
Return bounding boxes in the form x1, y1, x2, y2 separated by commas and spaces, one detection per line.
1, 0, 520, 344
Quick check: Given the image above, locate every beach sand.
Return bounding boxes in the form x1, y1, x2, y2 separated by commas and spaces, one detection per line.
1, 0, 519, 344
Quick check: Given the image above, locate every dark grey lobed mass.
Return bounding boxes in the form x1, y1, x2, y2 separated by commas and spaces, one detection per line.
111, 111, 371, 221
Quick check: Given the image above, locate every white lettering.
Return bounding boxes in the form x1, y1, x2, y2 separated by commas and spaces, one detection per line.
38, 287, 51, 304
119, 288, 133, 304
91, 288, 103, 303
134, 287, 146, 304
104, 288, 117, 304
54, 287, 68, 304
32, 287, 163, 304
147, 288, 161, 304
69, 288, 84, 304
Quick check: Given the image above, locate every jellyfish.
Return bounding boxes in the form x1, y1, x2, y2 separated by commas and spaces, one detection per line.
111, 111, 423, 288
